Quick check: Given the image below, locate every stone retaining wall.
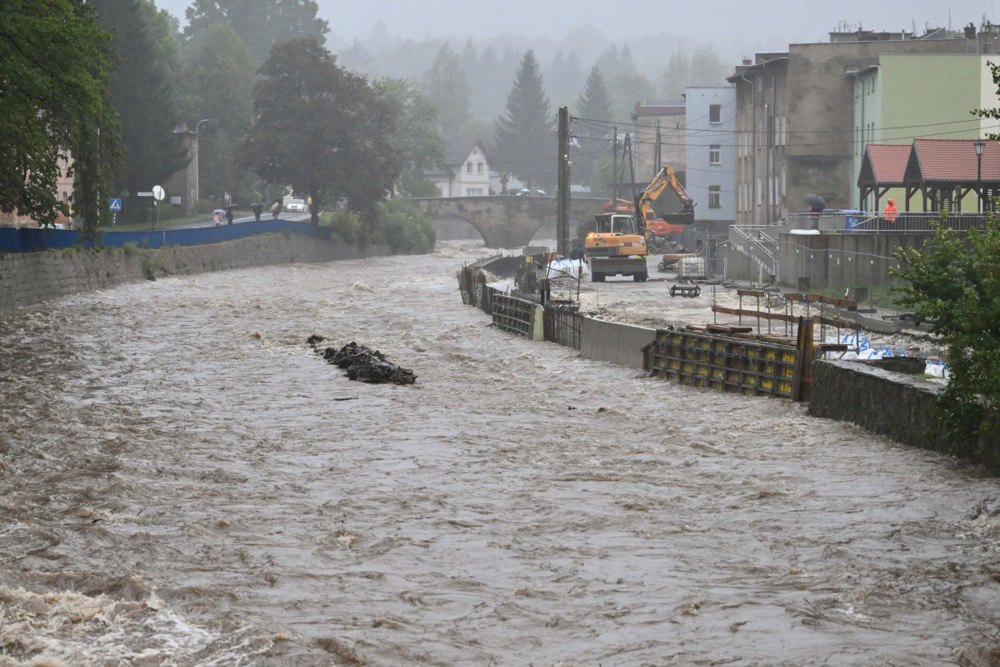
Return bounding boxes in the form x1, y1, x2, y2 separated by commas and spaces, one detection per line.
0, 234, 387, 312
808, 359, 943, 451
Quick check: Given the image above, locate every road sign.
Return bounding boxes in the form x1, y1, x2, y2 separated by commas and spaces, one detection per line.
152, 185, 165, 201
137, 191, 153, 197
109, 198, 122, 211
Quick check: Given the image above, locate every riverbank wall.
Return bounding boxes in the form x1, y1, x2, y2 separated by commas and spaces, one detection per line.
0, 233, 386, 312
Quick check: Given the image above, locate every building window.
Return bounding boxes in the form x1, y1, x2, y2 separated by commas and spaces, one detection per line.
709, 144, 721, 165
477, 162, 483, 174
709, 104, 721, 124
709, 186, 721, 209
467, 187, 484, 196
467, 162, 473, 174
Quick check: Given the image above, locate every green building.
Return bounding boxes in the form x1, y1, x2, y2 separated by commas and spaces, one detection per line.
850, 54, 997, 210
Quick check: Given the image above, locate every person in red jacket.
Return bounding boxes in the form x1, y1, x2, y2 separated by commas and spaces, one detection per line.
883, 198, 898, 223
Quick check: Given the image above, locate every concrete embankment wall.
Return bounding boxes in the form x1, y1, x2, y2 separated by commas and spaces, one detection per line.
808, 360, 944, 451
778, 232, 930, 289
0, 234, 386, 312
580, 318, 655, 370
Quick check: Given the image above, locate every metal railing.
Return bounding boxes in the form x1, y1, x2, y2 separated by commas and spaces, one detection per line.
730, 224, 779, 280
785, 211, 992, 234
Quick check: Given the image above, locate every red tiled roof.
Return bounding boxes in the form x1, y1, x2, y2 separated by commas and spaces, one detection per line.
864, 144, 910, 184
913, 138, 1000, 182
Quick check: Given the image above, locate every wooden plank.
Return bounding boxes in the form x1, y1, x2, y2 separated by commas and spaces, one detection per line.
737, 289, 767, 298
712, 305, 856, 330
707, 324, 754, 333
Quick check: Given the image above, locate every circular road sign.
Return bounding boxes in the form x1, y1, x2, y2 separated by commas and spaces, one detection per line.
152, 185, 166, 202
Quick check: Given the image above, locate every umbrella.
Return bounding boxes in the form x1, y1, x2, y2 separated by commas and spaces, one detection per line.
212, 208, 226, 216
801, 193, 827, 212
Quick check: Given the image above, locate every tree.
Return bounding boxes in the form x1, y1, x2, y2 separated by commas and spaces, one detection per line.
893, 218, 1000, 470
0, 0, 121, 228
689, 46, 727, 86
607, 72, 657, 122
660, 50, 690, 101
241, 37, 402, 224
419, 45, 471, 137
179, 23, 256, 203
377, 79, 444, 197
573, 66, 613, 184
91, 0, 189, 217
184, 0, 328, 63
493, 50, 555, 190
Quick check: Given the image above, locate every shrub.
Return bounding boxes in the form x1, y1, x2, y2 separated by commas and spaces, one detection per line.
893, 216, 999, 471
375, 198, 435, 254
321, 208, 365, 246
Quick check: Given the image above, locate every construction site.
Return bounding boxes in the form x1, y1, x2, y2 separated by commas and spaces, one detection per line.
458, 235, 959, 460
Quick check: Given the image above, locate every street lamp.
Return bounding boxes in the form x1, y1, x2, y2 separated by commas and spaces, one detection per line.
173, 118, 216, 215
974, 139, 985, 213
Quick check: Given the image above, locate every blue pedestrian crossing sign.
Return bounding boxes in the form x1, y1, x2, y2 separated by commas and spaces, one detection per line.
109, 198, 123, 211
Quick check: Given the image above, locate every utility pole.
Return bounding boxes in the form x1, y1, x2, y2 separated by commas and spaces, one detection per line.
655, 121, 662, 177
612, 126, 619, 203
624, 133, 637, 203
557, 107, 570, 257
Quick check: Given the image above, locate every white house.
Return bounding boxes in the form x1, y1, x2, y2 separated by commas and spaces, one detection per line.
427, 139, 491, 197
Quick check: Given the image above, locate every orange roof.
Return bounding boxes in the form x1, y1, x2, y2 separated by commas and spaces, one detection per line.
860, 144, 910, 185
911, 138, 1000, 182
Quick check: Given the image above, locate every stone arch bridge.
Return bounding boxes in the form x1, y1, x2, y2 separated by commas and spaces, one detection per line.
410, 196, 608, 248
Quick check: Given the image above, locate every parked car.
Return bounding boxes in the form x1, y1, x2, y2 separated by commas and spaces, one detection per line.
285, 198, 306, 213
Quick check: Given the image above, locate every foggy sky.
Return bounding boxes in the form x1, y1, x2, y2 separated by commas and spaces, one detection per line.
155, 0, 996, 56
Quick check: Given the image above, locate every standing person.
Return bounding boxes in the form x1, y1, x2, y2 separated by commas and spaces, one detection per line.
251, 203, 262, 222
883, 198, 898, 224
270, 200, 281, 219
225, 206, 234, 225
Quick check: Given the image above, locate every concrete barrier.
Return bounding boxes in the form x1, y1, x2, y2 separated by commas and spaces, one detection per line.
580, 318, 656, 370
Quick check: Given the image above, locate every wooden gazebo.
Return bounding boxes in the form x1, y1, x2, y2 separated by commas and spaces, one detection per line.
905, 138, 1000, 212
859, 138, 1000, 212
857, 144, 910, 211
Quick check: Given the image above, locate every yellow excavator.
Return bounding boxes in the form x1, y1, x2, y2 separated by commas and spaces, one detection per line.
583, 167, 695, 282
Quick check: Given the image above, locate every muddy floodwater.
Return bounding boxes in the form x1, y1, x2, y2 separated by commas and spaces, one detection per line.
1, 243, 998, 664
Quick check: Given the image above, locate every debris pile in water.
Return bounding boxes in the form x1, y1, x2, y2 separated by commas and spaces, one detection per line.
307, 336, 416, 385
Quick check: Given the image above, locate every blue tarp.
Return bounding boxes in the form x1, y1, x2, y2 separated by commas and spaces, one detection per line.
0, 218, 330, 253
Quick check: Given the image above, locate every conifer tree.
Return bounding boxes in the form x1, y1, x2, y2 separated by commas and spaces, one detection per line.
493, 50, 555, 190
573, 66, 613, 183
419, 45, 471, 137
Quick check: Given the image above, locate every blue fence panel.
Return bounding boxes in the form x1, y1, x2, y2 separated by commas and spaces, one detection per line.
0, 218, 329, 253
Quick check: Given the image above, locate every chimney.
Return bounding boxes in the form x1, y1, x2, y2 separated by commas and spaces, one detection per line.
742, 58, 752, 66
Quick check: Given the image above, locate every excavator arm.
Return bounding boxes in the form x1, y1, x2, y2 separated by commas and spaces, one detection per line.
635, 166, 695, 231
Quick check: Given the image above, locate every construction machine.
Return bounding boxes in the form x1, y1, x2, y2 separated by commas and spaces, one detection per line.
636, 166, 695, 249
584, 212, 649, 282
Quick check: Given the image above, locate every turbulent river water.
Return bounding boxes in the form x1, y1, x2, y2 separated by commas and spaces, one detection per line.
1, 243, 998, 665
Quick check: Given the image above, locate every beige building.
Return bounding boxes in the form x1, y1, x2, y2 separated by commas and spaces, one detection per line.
630, 102, 685, 182
728, 28, 999, 226
0, 154, 75, 227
